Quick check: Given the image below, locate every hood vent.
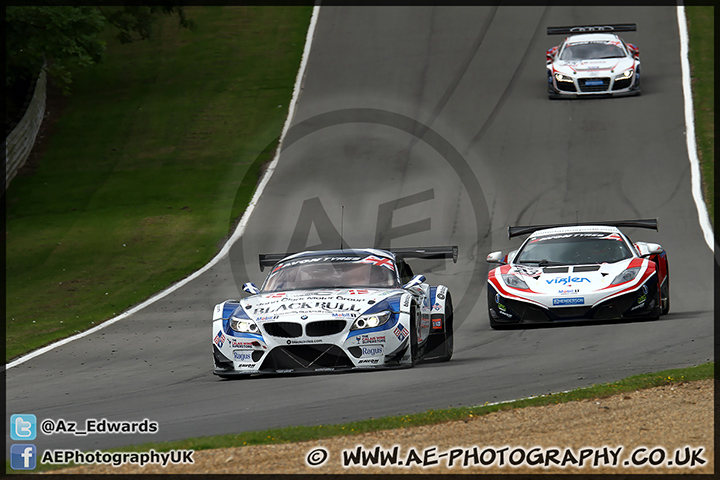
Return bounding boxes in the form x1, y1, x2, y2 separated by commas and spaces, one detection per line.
543, 266, 569, 273
573, 265, 601, 272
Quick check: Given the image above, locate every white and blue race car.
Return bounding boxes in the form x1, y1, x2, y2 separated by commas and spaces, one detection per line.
486, 219, 669, 329
546, 24, 641, 98
212, 247, 457, 378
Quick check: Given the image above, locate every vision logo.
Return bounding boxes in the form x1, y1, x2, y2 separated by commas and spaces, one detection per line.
546, 277, 590, 285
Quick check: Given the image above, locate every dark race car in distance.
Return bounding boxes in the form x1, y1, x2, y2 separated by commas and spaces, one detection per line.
486, 219, 669, 329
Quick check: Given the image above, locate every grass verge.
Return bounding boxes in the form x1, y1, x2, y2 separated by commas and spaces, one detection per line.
686, 6, 714, 227
12, 362, 712, 473
4, 6, 313, 361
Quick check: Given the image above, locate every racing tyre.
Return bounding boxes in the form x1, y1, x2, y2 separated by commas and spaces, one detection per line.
547, 72, 559, 99
632, 66, 641, 95
648, 290, 662, 320
425, 294, 454, 362
409, 305, 419, 367
660, 270, 670, 315
438, 295, 454, 362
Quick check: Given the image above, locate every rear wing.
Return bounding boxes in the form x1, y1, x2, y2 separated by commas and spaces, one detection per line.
389, 246, 458, 263
258, 253, 294, 272
258, 245, 458, 272
547, 24, 637, 35
508, 218, 658, 239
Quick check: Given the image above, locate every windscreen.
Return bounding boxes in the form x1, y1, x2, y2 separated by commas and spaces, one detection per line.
559, 42, 626, 60
514, 233, 633, 266
262, 255, 398, 292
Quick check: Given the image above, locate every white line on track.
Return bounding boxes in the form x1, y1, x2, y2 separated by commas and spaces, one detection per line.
5, 5, 322, 371
677, 5, 715, 252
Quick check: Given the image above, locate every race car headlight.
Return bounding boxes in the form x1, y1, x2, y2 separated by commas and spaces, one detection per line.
351, 311, 391, 331
610, 267, 641, 285
614, 69, 634, 80
501, 274, 529, 290
554, 72, 574, 83
230, 316, 260, 333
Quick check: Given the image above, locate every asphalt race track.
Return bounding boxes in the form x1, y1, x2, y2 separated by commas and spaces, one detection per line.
6, 6, 714, 453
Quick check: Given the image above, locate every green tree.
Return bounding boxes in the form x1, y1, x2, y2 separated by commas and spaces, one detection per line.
5, 5, 194, 94
99, 5, 194, 44
6, 6, 105, 93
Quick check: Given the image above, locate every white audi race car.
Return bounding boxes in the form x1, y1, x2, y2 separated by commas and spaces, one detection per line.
486, 219, 669, 329
546, 24, 640, 98
212, 247, 457, 378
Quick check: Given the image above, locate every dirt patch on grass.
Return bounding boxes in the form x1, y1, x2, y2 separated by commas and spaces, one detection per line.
53, 378, 713, 475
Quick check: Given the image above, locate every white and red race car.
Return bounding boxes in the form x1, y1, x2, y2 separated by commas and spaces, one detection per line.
486, 220, 669, 329
546, 24, 640, 98
212, 247, 457, 378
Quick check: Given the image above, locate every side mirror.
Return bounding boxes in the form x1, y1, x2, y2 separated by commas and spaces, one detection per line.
644, 243, 664, 256
403, 274, 426, 290
635, 242, 664, 257
546, 46, 558, 64
486, 251, 504, 264
242, 282, 260, 295
628, 43, 639, 59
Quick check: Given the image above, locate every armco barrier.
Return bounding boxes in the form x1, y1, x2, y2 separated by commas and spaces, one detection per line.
5, 69, 47, 191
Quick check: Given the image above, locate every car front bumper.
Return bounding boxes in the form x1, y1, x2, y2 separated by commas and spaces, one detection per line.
212, 318, 412, 377
548, 71, 640, 98
488, 279, 659, 325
